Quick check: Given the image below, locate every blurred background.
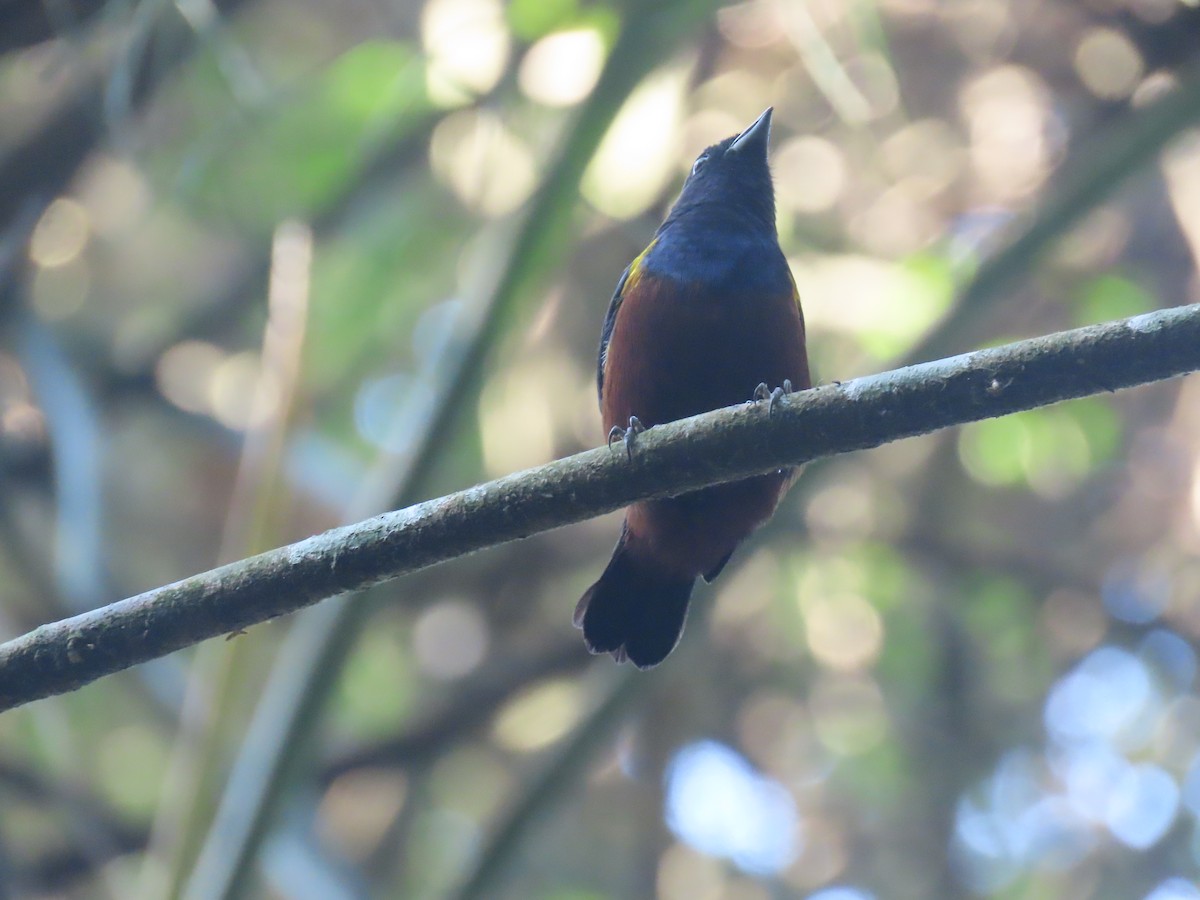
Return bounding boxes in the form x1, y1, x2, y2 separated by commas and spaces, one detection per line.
2, 0, 1200, 897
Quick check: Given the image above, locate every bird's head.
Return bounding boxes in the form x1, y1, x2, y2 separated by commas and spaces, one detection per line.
664, 107, 777, 233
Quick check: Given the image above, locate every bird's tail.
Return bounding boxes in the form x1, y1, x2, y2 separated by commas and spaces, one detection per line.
574, 535, 694, 669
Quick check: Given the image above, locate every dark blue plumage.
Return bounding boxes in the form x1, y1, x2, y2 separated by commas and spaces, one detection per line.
575, 108, 810, 668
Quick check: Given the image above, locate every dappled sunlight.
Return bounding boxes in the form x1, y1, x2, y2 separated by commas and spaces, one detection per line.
421, 0, 509, 104
28, 198, 90, 268
582, 67, 692, 219
960, 65, 1052, 203
808, 673, 888, 757
1075, 27, 1144, 101
1163, 130, 1200, 276
76, 156, 152, 239
802, 593, 885, 673
155, 339, 227, 417
492, 678, 585, 752
413, 598, 489, 680
791, 253, 952, 359
786, 815, 851, 891
849, 180, 944, 256
773, 135, 846, 214
208, 351, 272, 430
430, 109, 537, 215
957, 405, 1110, 498
4, 0, 1200, 896
737, 691, 830, 785
804, 477, 881, 541
953, 632, 1194, 889
518, 28, 606, 107
665, 740, 800, 876
939, 0, 1016, 61
30, 257, 90, 321
478, 355, 572, 477
317, 769, 409, 862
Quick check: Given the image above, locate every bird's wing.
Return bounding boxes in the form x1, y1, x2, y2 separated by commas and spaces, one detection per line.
596, 266, 629, 405
597, 239, 656, 405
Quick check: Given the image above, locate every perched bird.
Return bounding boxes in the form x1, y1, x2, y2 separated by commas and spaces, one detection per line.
574, 107, 811, 668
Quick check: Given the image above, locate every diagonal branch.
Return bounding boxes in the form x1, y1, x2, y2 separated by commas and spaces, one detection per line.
1, 303, 1199, 712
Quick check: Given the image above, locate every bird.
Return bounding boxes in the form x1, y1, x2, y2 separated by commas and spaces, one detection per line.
573, 107, 811, 669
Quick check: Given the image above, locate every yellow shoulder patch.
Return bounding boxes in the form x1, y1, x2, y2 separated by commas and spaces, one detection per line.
622, 238, 657, 297
787, 268, 802, 312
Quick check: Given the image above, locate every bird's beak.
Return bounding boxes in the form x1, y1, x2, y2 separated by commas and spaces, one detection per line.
728, 107, 773, 156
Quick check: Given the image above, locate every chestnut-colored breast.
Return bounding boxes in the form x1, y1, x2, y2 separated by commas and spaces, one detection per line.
599, 270, 810, 578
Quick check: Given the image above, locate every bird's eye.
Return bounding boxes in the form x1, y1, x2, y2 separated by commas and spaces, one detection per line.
691, 154, 709, 175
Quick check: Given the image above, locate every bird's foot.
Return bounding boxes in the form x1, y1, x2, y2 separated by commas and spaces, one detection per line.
607, 416, 645, 460
752, 379, 794, 416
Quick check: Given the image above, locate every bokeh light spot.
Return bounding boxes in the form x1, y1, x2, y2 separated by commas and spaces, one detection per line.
881, 118, 964, 193
430, 110, 537, 216
422, 0, 510, 104
355, 372, 413, 452
1074, 27, 1144, 100
156, 341, 225, 416
1139, 630, 1197, 693
518, 28, 605, 106
582, 67, 688, 219
737, 691, 828, 785
478, 360, 558, 476
809, 675, 887, 756
1102, 558, 1171, 625
954, 750, 1094, 892
492, 679, 582, 752
337, 629, 414, 737
665, 740, 800, 876
97, 725, 169, 815
792, 254, 950, 359
1145, 878, 1200, 900
413, 599, 488, 680
1044, 646, 1158, 748
940, 0, 1016, 60
209, 351, 271, 431
1105, 763, 1179, 849
849, 181, 942, 256
318, 769, 408, 863
31, 257, 90, 321
29, 198, 90, 268
77, 156, 151, 238
717, 0, 787, 49
1057, 741, 1132, 823
957, 407, 1099, 495
807, 888, 877, 900
802, 593, 884, 672
774, 136, 846, 214
960, 65, 1050, 201
657, 842, 726, 900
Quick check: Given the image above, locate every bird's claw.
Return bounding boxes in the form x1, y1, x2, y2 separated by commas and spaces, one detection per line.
753, 379, 793, 416
607, 416, 645, 460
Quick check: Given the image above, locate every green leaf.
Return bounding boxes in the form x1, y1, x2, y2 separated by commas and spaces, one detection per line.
506, 0, 579, 40
959, 399, 1121, 492
164, 41, 429, 228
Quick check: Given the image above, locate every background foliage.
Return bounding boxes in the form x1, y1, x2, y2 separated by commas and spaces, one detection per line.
2, 0, 1200, 898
